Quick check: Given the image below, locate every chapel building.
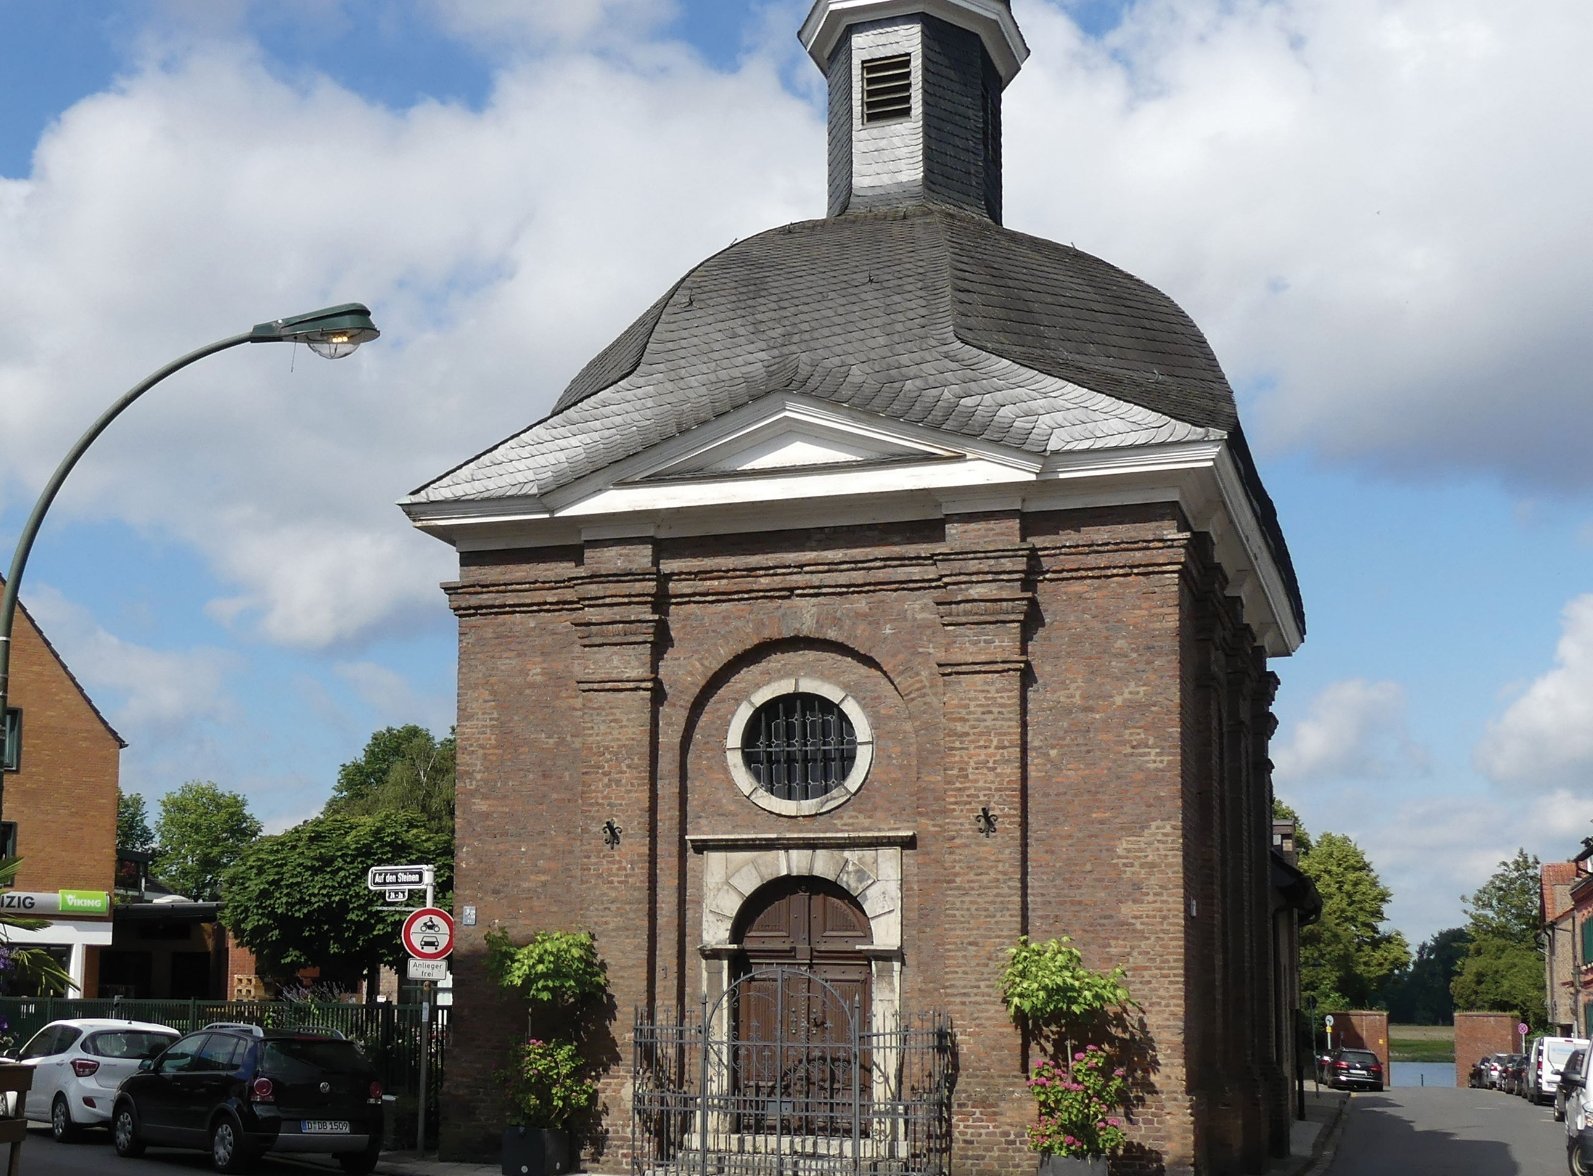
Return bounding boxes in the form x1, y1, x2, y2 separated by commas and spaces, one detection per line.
405, 1, 1310, 1173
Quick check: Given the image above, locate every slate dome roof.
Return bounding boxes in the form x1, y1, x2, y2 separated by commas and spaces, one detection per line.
410, 203, 1243, 505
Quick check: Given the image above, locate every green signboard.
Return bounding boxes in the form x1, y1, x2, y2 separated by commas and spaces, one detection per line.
0, 890, 110, 916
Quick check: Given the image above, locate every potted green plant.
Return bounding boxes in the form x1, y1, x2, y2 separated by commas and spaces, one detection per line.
1001, 936, 1138, 1175
487, 928, 607, 1176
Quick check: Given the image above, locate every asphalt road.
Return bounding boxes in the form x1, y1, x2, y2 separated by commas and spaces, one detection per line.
9, 1122, 354, 1176
1328, 1085, 1571, 1175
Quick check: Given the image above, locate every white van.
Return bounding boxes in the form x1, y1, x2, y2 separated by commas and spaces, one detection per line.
1533, 1036, 1589, 1105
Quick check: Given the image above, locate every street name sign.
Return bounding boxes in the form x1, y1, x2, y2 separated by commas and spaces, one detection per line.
367, 865, 432, 890
407, 958, 450, 981
402, 907, 455, 960
0, 890, 110, 916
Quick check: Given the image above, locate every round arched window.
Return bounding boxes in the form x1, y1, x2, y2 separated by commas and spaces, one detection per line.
727, 678, 874, 816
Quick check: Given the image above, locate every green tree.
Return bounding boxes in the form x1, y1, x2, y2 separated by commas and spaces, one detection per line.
154, 781, 262, 901
1461, 848, 1541, 944
325, 725, 455, 836
219, 811, 452, 992
1384, 927, 1471, 1024
116, 788, 156, 854
1297, 831, 1410, 1010
1450, 849, 1546, 1025
1451, 937, 1546, 1025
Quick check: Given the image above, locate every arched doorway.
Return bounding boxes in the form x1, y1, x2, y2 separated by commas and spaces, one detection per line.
734, 875, 872, 1014
730, 877, 871, 1136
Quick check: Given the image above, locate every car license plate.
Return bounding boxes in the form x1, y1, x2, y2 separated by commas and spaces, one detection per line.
302, 1120, 350, 1134
1349, 1069, 1366, 1076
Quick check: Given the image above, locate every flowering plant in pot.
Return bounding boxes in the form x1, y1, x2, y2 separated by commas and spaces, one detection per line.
1001, 936, 1138, 1174
488, 928, 608, 1176
503, 1038, 598, 1131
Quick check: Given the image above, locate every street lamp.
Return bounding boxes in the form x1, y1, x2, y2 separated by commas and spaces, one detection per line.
0, 302, 380, 826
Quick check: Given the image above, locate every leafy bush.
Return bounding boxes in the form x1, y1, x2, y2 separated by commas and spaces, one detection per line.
1000, 936, 1133, 1027
486, 928, 606, 1010
500, 1038, 598, 1129
1000, 936, 1138, 1159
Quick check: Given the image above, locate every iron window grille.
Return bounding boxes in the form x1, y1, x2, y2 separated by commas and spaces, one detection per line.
741, 693, 858, 803
862, 55, 912, 124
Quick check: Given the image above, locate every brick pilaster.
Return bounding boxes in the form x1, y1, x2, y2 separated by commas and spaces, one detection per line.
575, 536, 663, 1164
932, 511, 1033, 1174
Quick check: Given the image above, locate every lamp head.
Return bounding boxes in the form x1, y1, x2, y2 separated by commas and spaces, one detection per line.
251, 303, 380, 359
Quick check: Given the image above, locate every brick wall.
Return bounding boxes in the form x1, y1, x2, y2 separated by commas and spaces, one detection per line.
1455, 1012, 1521, 1088
439, 504, 1286, 1175
3, 594, 120, 979
1325, 1010, 1390, 1076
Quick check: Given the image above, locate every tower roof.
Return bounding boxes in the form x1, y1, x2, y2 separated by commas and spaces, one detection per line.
409, 204, 1238, 505
405, 3, 1305, 649
800, 0, 1027, 85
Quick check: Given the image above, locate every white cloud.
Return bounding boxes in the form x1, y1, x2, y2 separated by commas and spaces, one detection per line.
21, 584, 240, 740
1004, 0, 1593, 490
333, 660, 453, 734
1273, 678, 1429, 787
1332, 787, 1587, 944
1475, 594, 1593, 792
0, 19, 822, 650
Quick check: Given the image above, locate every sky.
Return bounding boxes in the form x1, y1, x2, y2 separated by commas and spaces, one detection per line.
2, 0, 1590, 949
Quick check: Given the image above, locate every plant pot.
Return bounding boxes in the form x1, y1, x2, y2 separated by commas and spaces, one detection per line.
1039, 1154, 1108, 1175
502, 1126, 572, 1176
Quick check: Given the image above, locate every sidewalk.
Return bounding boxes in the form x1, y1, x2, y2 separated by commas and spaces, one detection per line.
340, 1092, 1351, 1176
1268, 1088, 1350, 1176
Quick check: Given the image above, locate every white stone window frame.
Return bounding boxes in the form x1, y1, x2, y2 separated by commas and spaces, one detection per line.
726, 677, 875, 817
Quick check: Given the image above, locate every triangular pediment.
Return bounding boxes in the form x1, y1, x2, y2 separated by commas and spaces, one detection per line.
633, 408, 962, 483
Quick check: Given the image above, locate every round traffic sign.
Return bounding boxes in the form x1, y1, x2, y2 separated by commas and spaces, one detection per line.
1518, 1021, 1530, 1036
402, 907, 455, 960
1323, 1014, 1335, 1026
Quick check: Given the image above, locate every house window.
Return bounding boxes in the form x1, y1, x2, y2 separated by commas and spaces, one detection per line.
1, 708, 18, 772
862, 55, 912, 124
0, 822, 14, 861
727, 678, 874, 817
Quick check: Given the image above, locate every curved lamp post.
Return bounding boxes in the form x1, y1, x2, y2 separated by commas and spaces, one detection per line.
0, 303, 380, 824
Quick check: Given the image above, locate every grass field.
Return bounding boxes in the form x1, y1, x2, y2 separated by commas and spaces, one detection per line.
1390, 1023, 1455, 1062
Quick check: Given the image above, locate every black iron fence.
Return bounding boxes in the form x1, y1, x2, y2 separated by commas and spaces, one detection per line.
0, 997, 447, 1144
633, 969, 954, 1176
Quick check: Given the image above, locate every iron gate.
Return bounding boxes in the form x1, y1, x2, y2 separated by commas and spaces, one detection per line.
633, 968, 954, 1176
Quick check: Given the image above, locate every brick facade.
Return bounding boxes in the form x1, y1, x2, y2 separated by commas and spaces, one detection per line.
1, 589, 121, 987
1454, 1012, 1521, 1088
1323, 1010, 1389, 1077
437, 503, 1291, 1175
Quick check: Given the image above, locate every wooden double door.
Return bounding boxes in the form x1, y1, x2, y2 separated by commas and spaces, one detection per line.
729, 877, 872, 1135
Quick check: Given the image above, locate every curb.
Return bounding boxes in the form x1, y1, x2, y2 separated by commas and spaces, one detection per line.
1298, 1094, 1350, 1176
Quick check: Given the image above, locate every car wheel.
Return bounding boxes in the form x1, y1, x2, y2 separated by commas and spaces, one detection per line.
1571, 1137, 1591, 1176
112, 1102, 145, 1158
210, 1115, 256, 1174
50, 1093, 80, 1142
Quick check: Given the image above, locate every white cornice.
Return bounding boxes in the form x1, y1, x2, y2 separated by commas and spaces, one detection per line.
402, 432, 1302, 657
800, 0, 1029, 86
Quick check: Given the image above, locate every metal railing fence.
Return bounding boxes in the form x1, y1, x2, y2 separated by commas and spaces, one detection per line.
0, 997, 447, 1141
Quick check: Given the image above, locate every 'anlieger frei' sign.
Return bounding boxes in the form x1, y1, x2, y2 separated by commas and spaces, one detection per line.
0, 890, 111, 916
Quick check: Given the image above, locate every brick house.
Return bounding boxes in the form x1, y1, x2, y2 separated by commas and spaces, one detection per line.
0, 581, 122, 993
404, 2, 1308, 1173
1542, 859, 1578, 1035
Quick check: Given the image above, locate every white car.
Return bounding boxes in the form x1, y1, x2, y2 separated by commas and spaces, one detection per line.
1531, 1036, 1589, 1106
8, 1018, 179, 1140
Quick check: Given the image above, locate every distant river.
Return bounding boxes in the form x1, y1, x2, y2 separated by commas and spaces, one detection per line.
1391, 1061, 1457, 1088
